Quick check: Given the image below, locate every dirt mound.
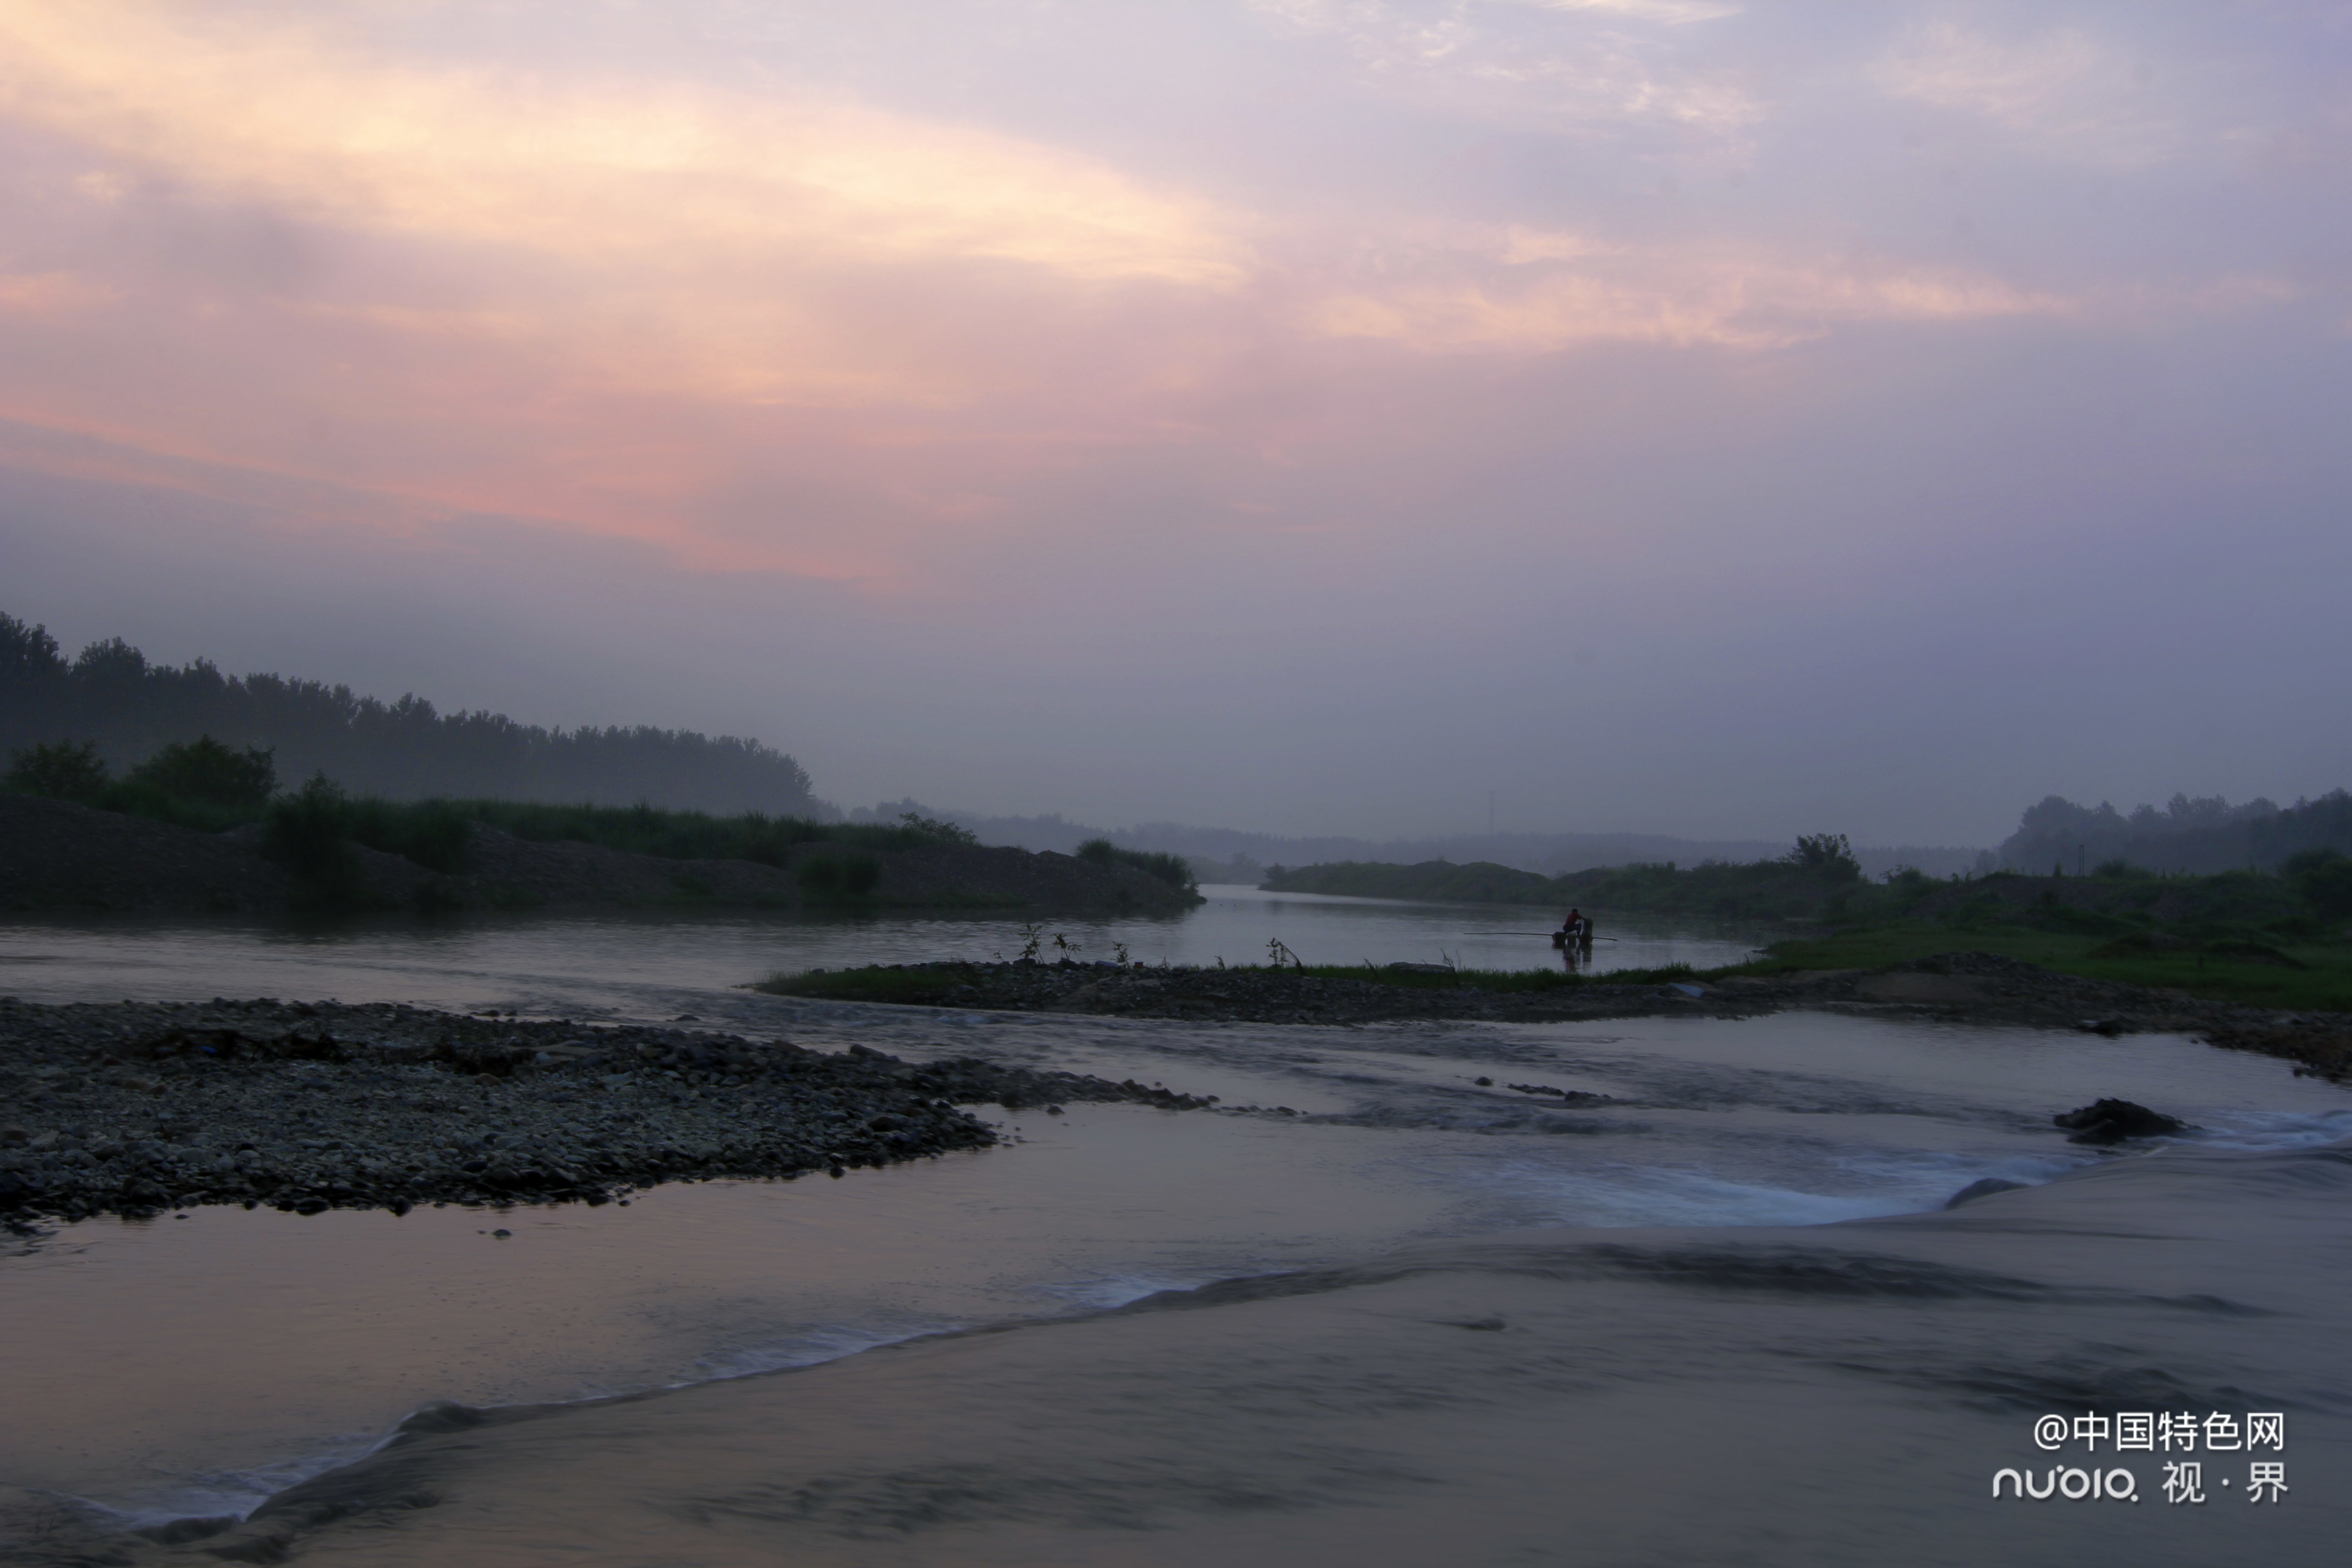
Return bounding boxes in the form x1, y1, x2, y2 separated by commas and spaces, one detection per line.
0, 795, 292, 913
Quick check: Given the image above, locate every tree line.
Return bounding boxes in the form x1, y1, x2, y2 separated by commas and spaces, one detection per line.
1999, 791, 2352, 876
0, 612, 818, 814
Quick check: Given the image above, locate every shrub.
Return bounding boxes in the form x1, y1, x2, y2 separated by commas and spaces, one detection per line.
894, 810, 977, 846
4, 740, 108, 803
126, 735, 276, 811
2283, 848, 2352, 921
263, 773, 363, 909
461, 800, 833, 864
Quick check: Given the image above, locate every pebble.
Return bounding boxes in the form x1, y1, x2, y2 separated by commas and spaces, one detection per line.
0, 997, 1215, 1230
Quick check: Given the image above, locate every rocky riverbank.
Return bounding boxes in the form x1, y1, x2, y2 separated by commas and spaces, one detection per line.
0, 999, 1214, 1230
764, 951, 2352, 1080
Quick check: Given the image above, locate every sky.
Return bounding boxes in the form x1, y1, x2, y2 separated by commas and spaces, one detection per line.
1, 0, 2347, 845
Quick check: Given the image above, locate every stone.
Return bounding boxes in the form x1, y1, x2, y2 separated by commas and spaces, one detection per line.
2053, 1099, 2187, 1145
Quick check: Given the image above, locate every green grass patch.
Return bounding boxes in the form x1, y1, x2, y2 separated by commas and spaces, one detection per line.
1756, 923, 2352, 1012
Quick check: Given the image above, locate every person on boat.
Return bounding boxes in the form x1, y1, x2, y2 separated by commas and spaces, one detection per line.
1561, 908, 1587, 943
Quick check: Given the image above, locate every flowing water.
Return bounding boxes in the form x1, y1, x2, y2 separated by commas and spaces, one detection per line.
2, 899, 2347, 1564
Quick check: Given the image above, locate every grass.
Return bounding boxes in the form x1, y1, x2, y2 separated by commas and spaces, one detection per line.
756, 926, 2352, 1016
755, 957, 1718, 1005
1750, 923, 2352, 1013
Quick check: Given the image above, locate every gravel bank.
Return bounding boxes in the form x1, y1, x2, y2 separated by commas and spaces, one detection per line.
0, 999, 1213, 1230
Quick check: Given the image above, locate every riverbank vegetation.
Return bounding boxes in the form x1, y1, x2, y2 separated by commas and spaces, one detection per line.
2, 736, 987, 909
1259, 834, 2352, 1013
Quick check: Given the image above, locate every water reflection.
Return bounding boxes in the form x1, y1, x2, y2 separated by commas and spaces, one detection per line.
0, 887, 1763, 1019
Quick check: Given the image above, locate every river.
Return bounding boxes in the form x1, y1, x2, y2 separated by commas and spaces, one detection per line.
1, 895, 2345, 1564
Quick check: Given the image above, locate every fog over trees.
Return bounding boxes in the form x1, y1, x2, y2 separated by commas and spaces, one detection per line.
846, 799, 1984, 881
0, 613, 818, 816
1999, 792, 2352, 876
15, 608, 2350, 878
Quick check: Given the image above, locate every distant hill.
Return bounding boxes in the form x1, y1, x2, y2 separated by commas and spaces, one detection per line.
0, 612, 819, 815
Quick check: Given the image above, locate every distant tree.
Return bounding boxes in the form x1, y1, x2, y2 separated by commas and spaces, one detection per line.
0, 613, 67, 684
1076, 837, 1197, 891
1784, 833, 1861, 882
897, 810, 977, 846
1998, 789, 2337, 875
4, 740, 108, 803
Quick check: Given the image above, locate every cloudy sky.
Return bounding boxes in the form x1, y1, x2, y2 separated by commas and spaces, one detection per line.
1, 1, 2345, 843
